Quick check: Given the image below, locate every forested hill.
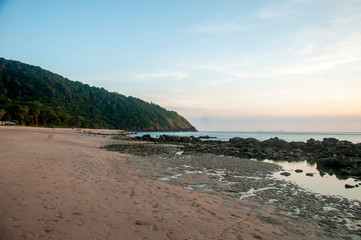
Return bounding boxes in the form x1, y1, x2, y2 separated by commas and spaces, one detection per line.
0, 58, 196, 131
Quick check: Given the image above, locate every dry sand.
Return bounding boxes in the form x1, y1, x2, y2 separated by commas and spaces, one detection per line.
0, 126, 328, 239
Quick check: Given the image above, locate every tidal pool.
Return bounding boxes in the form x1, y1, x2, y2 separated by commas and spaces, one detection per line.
264, 160, 361, 201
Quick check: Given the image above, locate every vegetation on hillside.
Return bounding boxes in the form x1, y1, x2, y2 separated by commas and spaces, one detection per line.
0, 58, 196, 131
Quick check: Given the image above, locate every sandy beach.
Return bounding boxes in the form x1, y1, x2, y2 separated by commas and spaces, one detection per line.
0, 126, 355, 239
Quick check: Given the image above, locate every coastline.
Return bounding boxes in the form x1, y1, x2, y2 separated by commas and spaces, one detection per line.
0, 126, 359, 239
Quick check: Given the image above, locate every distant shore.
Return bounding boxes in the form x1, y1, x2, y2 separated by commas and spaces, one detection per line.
0, 126, 359, 239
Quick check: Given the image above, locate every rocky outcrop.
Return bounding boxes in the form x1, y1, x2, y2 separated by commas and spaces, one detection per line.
131, 135, 361, 179
133, 134, 203, 144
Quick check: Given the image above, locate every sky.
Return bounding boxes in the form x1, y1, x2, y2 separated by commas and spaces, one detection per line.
1, 0, 361, 131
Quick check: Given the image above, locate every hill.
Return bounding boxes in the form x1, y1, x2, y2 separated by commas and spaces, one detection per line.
0, 58, 196, 131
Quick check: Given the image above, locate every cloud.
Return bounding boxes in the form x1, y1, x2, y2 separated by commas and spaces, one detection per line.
181, 19, 251, 34
136, 70, 188, 80
268, 17, 361, 76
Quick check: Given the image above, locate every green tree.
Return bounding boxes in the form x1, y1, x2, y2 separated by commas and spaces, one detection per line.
0, 57, 196, 131
32, 101, 41, 127
19, 106, 29, 126
34, 109, 40, 126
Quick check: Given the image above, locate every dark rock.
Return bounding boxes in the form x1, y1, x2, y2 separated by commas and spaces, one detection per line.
199, 135, 217, 139
262, 137, 290, 149
290, 141, 306, 149
306, 138, 322, 147
345, 184, 355, 189
339, 169, 352, 176
317, 157, 354, 169
142, 134, 153, 141
280, 172, 291, 176
295, 169, 303, 173
306, 173, 314, 177
322, 138, 339, 147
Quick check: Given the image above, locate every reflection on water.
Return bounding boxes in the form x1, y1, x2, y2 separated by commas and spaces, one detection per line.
264, 160, 361, 201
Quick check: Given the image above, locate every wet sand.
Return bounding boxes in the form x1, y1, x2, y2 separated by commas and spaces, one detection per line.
0, 126, 355, 239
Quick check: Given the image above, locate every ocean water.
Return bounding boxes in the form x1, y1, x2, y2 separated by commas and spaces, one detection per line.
130, 131, 361, 143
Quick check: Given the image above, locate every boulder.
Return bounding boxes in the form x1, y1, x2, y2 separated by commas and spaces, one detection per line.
262, 137, 290, 150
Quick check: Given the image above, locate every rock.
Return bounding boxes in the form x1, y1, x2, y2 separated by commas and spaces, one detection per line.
322, 138, 339, 146
142, 134, 153, 141
264, 147, 274, 153
306, 173, 314, 177
339, 169, 352, 176
280, 172, 291, 177
345, 184, 355, 189
290, 141, 305, 149
317, 157, 354, 169
262, 137, 290, 150
136, 134, 361, 179
295, 169, 303, 173
306, 138, 322, 147
199, 135, 217, 139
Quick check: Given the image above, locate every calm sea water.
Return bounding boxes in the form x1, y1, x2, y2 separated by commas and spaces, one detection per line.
130, 131, 361, 201
130, 131, 361, 143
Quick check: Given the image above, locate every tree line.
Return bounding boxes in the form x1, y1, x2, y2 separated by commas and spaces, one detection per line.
0, 58, 196, 131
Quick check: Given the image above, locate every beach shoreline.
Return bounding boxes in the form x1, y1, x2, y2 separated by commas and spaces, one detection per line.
0, 126, 359, 239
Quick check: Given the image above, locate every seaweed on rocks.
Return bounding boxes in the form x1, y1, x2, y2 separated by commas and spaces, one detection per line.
104, 143, 170, 156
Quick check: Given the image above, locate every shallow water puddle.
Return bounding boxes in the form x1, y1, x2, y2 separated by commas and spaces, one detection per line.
264, 160, 361, 201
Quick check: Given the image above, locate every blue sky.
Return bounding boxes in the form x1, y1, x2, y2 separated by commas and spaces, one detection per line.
1, 0, 361, 131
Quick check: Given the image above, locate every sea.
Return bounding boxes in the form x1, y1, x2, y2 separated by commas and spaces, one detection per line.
129, 131, 361, 201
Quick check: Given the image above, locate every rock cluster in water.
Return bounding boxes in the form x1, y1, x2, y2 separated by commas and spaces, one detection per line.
132, 135, 361, 179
